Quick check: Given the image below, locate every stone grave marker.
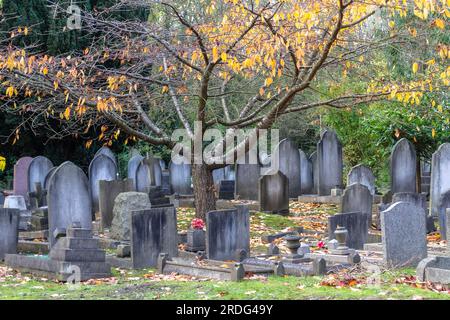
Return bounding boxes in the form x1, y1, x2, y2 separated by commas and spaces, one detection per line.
131, 207, 178, 268
392, 192, 434, 233
381, 202, 427, 267
13, 156, 33, 198
390, 138, 416, 194
98, 179, 134, 230
340, 183, 373, 226
47, 162, 92, 247
0, 208, 20, 260
89, 154, 118, 214
347, 164, 375, 196
28, 156, 53, 194
272, 139, 301, 197
169, 161, 193, 195
309, 151, 318, 194
218, 180, 235, 200
317, 130, 343, 196
4, 195, 31, 230
437, 190, 450, 240
258, 171, 289, 214
206, 206, 250, 261
299, 149, 313, 194
94, 146, 117, 167
328, 211, 369, 249
136, 157, 162, 192
235, 153, 260, 200
128, 154, 144, 190
430, 143, 450, 225
43, 167, 57, 190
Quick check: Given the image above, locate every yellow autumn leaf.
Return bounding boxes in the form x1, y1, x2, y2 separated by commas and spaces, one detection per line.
435, 19, 445, 29
212, 47, 219, 62
412, 62, 419, 74
265, 77, 273, 86
432, 128, 436, 138
221, 52, 227, 62
0, 156, 6, 172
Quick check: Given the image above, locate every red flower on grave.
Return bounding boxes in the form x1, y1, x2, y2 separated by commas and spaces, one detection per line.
317, 241, 325, 249
191, 218, 205, 230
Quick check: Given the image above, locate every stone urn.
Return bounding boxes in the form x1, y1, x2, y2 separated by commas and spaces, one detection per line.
186, 228, 206, 252
331, 225, 350, 255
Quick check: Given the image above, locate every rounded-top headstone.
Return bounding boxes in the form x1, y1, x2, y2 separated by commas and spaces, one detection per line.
128, 154, 144, 190
272, 139, 301, 198
28, 156, 54, 193
94, 146, 117, 167
169, 160, 193, 195
13, 156, 33, 197
390, 138, 416, 194
44, 167, 58, 190
136, 157, 162, 192
299, 149, 313, 194
347, 164, 375, 196
47, 161, 92, 247
89, 154, 118, 213
317, 130, 343, 196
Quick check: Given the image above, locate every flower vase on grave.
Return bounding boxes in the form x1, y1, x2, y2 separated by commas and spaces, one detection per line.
282, 235, 305, 264
330, 225, 351, 255
186, 218, 206, 252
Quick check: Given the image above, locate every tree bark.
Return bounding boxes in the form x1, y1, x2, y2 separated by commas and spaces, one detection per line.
192, 163, 216, 220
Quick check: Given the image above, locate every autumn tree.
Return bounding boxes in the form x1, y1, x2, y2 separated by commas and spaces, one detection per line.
1, 0, 449, 219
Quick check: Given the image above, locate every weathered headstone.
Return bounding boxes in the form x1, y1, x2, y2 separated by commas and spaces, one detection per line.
258, 171, 289, 215
169, 161, 192, 195
299, 149, 313, 194
128, 154, 144, 190
212, 168, 226, 185
206, 206, 250, 260
98, 179, 134, 230
131, 207, 178, 268
309, 151, 318, 194
0, 192, 4, 206
4, 195, 31, 230
43, 167, 57, 190
89, 154, 118, 214
390, 138, 416, 194
136, 157, 162, 192
437, 191, 450, 240
218, 180, 235, 200
340, 183, 373, 226
94, 146, 117, 167
381, 202, 427, 267
225, 165, 235, 181
47, 162, 92, 247
430, 143, 450, 225
317, 130, 343, 196
328, 211, 369, 249
110, 192, 151, 241
347, 164, 375, 196
28, 156, 53, 194
0, 209, 20, 260
272, 139, 300, 197
392, 192, 434, 233
235, 153, 260, 200
161, 170, 172, 195
13, 156, 33, 198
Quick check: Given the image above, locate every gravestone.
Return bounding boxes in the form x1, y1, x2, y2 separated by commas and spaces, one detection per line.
128, 154, 144, 190
258, 171, 289, 214
89, 154, 118, 214
47, 162, 92, 247
235, 153, 260, 200
4, 195, 31, 230
381, 202, 427, 267
136, 157, 162, 192
218, 180, 235, 200
43, 167, 57, 190
430, 143, 450, 222
0, 209, 20, 260
206, 206, 250, 261
225, 165, 235, 180
390, 138, 416, 194
437, 191, 450, 240
98, 179, 134, 230
309, 151, 318, 194
340, 183, 373, 226
110, 192, 151, 241
161, 170, 172, 195
28, 156, 53, 194
347, 164, 375, 196
13, 156, 33, 198
213, 168, 226, 185
317, 130, 343, 196
94, 146, 117, 167
272, 139, 301, 197
392, 192, 434, 233
0, 192, 4, 206
169, 161, 192, 195
328, 211, 369, 249
299, 149, 313, 194
131, 207, 178, 268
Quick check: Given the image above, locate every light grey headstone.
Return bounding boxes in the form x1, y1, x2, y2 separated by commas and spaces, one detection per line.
390, 138, 416, 194
28, 156, 53, 194
13, 156, 33, 198
224, 165, 235, 181
131, 206, 178, 268
272, 139, 300, 198
258, 171, 289, 214
299, 149, 313, 194
340, 183, 373, 226
212, 168, 226, 184
47, 162, 92, 247
317, 130, 343, 196
94, 146, 117, 167
128, 155, 144, 190
309, 151, 318, 194
206, 206, 250, 261
3, 195, 30, 230
381, 202, 427, 267
136, 157, 162, 192
347, 164, 375, 196
235, 153, 260, 200
43, 167, 57, 190
89, 154, 118, 213
438, 191, 450, 240
169, 161, 193, 195
430, 143, 450, 220
0, 208, 20, 260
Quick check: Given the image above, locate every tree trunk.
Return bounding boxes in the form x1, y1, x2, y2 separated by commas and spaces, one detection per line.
192, 163, 216, 220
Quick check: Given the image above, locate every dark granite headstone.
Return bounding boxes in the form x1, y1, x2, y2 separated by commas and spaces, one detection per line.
206, 206, 250, 260
258, 171, 289, 214
0, 208, 20, 260
218, 180, 235, 200
390, 138, 416, 194
47, 162, 92, 247
328, 211, 369, 250
131, 207, 178, 268
98, 179, 134, 230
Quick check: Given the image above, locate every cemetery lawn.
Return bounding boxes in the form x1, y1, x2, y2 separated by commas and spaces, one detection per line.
0, 265, 450, 300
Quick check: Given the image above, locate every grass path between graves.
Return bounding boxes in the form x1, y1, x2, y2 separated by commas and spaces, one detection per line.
1, 202, 449, 300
